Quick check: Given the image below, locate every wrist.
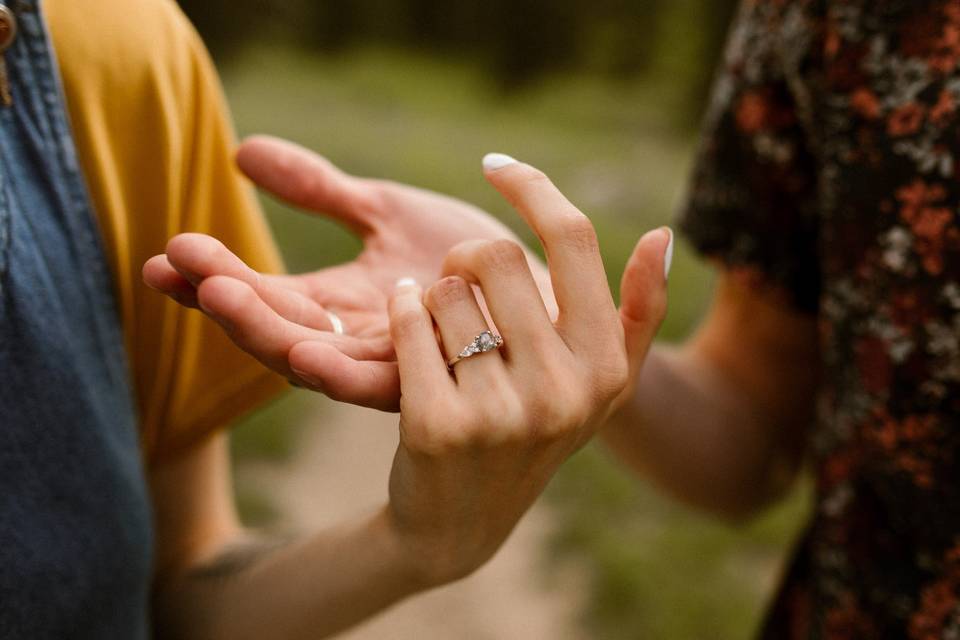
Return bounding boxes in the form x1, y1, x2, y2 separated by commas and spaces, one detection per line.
365, 506, 441, 594
380, 503, 489, 589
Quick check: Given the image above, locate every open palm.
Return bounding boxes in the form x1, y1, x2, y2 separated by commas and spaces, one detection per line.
144, 136, 553, 411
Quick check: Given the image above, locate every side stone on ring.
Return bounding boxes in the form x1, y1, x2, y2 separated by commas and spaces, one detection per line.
447, 330, 504, 368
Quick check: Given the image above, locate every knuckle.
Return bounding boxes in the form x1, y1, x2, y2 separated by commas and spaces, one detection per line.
533, 403, 584, 442
425, 276, 471, 311
475, 239, 527, 275
478, 390, 527, 436
525, 333, 561, 361
525, 374, 587, 439
404, 411, 470, 456
553, 213, 600, 253
355, 178, 392, 213
561, 392, 593, 428
445, 386, 525, 447
415, 390, 530, 452
414, 430, 468, 457
592, 351, 630, 398
526, 395, 567, 434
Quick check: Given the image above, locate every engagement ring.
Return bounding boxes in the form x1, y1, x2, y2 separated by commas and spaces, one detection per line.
447, 330, 503, 368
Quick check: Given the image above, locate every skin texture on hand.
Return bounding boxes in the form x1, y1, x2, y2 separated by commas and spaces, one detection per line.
143, 136, 556, 411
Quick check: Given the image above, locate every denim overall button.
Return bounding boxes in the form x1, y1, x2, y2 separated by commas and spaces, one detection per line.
0, 6, 15, 51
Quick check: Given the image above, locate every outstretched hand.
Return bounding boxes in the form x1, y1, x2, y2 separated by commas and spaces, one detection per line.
143, 136, 554, 411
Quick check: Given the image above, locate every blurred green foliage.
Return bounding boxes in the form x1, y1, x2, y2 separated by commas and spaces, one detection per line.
178, 0, 738, 124
222, 45, 809, 639
547, 445, 810, 639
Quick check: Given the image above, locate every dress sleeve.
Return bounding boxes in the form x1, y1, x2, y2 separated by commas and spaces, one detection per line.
47, 0, 288, 463
144, 24, 289, 461
677, 1, 821, 313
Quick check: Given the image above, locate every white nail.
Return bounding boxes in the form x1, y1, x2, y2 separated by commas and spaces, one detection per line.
483, 153, 518, 171
663, 228, 675, 281
396, 277, 418, 289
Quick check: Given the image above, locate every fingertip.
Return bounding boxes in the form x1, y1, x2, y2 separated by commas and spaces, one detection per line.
166, 232, 211, 252
482, 155, 550, 205
390, 277, 423, 307
142, 254, 169, 289
389, 278, 433, 349
165, 233, 221, 268
288, 340, 336, 389
628, 227, 673, 277
482, 153, 519, 173
621, 227, 671, 326
481, 155, 544, 193
235, 138, 262, 174
166, 234, 258, 290
238, 134, 279, 152
395, 276, 420, 291
196, 275, 254, 318
388, 278, 444, 365
236, 134, 286, 176
142, 254, 199, 306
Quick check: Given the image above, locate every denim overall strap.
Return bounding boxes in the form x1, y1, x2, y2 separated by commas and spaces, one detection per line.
0, 1, 153, 638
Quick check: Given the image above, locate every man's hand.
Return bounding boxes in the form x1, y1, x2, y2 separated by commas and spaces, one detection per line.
143, 136, 554, 411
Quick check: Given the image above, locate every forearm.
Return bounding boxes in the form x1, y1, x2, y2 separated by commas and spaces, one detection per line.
154, 507, 428, 640
601, 344, 807, 519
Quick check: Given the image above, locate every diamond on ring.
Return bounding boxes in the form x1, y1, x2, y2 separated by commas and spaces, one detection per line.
448, 330, 504, 368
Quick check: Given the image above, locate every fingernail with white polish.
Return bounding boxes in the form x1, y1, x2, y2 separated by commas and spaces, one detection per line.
663, 228, 675, 281
396, 277, 418, 289
483, 153, 518, 171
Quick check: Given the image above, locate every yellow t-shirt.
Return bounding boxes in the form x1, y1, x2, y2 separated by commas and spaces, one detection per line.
44, 0, 288, 461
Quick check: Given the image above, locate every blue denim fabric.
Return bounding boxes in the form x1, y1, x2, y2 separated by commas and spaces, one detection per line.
0, 1, 153, 638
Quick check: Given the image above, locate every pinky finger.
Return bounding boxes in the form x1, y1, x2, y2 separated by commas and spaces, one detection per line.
388, 279, 454, 399
289, 341, 402, 412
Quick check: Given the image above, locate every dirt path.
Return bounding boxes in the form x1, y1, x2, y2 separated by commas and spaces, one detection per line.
238, 396, 589, 640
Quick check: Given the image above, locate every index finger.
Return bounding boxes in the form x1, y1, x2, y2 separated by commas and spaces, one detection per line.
481, 154, 619, 348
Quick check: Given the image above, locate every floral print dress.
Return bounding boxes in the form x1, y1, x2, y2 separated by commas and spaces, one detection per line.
679, 1, 960, 637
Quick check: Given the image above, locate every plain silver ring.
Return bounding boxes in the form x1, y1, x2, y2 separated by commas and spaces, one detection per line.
325, 310, 345, 335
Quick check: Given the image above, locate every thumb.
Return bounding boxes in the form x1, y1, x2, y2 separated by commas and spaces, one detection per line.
235, 135, 375, 235
620, 227, 673, 378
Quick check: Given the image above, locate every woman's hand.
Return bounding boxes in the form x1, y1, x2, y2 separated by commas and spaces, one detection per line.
382, 155, 672, 584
